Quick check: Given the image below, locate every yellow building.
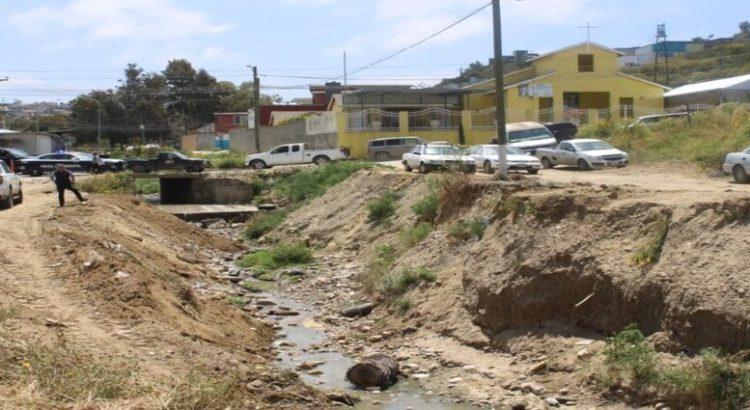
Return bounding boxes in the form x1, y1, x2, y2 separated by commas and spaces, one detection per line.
335, 42, 669, 158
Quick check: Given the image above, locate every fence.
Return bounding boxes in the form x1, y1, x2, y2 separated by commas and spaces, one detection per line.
408, 108, 462, 131
471, 108, 497, 131
347, 109, 400, 132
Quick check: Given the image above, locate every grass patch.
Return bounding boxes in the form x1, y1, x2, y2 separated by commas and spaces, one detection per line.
360, 244, 398, 293
381, 267, 437, 298
600, 325, 750, 409
77, 173, 159, 195
0, 306, 17, 324
447, 218, 487, 241
243, 211, 287, 240
399, 222, 433, 249
579, 103, 750, 169
193, 151, 245, 170
412, 193, 439, 222
367, 192, 400, 225
274, 161, 374, 205
237, 243, 313, 272
224, 296, 246, 306
394, 298, 412, 315
633, 217, 670, 266
160, 370, 246, 410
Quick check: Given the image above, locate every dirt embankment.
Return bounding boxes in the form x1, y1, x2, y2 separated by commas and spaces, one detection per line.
275, 169, 750, 355
0, 186, 328, 408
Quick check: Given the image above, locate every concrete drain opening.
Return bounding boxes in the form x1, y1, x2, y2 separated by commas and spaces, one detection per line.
128, 173, 258, 222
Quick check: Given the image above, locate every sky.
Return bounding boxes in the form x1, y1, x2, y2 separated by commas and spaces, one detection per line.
0, 0, 746, 104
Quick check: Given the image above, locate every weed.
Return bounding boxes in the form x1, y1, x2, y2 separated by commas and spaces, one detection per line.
602, 324, 658, 385
274, 161, 374, 205
448, 218, 487, 241
494, 196, 533, 219
161, 370, 247, 410
395, 298, 412, 315
193, 151, 245, 169
77, 173, 160, 195
238, 243, 313, 271
633, 217, 670, 266
367, 192, 400, 225
224, 296, 246, 306
177, 286, 198, 307
412, 193, 439, 222
360, 244, 399, 293
399, 222, 433, 249
381, 267, 437, 298
0, 306, 17, 324
243, 211, 287, 240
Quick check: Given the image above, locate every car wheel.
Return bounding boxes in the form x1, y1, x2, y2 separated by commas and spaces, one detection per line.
249, 160, 266, 169
528, 168, 539, 175
418, 162, 430, 174
403, 162, 413, 172
186, 165, 200, 173
733, 165, 748, 184
578, 159, 591, 171
375, 152, 391, 161
483, 160, 493, 174
30, 167, 42, 177
313, 155, 331, 165
15, 188, 23, 205
3, 188, 13, 209
132, 164, 147, 174
541, 157, 553, 169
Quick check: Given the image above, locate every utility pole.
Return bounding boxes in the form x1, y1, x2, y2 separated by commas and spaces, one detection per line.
97, 103, 102, 152
492, 0, 508, 181
252, 66, 261, 153
343, 51, 348, 91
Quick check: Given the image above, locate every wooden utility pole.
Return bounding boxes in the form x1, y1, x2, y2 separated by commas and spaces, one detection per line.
492, 0, 508, 180
252, 66, 261, 153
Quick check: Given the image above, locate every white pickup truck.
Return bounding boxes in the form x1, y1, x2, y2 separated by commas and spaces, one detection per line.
245, 143, 347, 169
0, 160, 23, 209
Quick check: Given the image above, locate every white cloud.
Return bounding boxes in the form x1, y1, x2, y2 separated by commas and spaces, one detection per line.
8, 0, 231, 42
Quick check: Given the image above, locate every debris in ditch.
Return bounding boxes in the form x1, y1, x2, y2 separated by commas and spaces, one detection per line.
257, 203, 279, 211
326, 391, 359, 406
346, 353, 399, 389
339, 302, 376, 318
297, 360, 326, 370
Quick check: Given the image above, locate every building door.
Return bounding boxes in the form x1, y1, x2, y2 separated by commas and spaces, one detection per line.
619, 97, 634, 119
538, 97, 554, 122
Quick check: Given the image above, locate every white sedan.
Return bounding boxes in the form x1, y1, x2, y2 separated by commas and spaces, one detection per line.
468, 145, 542, 174
402, 143, 476, 174
723, 146, 750, 183
0, 160, 22, 209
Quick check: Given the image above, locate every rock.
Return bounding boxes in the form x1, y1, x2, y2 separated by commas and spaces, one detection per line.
506, 397, 528, 410
576, 349, 592, 359
369, 335, 383, 343
257, 203, 278, 211
115, 270, 130, 279
654, 403, 668, 410
44, 318, 67, 328
340, 302, 376, 318
545, 397, 560, 407
256, 299, 277, 306
274, 310, 300, 317
81, 251, 104, 271
558, 388, 569, 396
246, 379, 264, 390
177, 254, 201, 264
448, 377, 463, 384
297, 360, 326, 371
412, 373, 430, 379
326, 391, 358, 406
284, 268, 305, 276
200, 218, 226, 229
520, 382, 545, 395
529, 361, 547, 374
402, 326, 418, 335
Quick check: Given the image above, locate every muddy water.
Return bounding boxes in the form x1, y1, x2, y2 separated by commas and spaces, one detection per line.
256, 287, 474, 409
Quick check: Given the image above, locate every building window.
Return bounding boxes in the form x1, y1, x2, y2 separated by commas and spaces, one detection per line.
233, 115, 246, 125
619, 97, 634, 118
578, 54, 594, 72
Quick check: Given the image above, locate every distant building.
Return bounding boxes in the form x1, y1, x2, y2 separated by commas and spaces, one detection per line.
665, 73, 750, 107
618, 41, 704, 67
0, 129, 69, 155
214, 112, 249, 134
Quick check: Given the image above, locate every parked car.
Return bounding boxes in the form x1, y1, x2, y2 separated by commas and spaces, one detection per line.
0, 159, 23, 209
536, 139, 629, 170
21, 151, 125, 176
244, 143, 347, 169
544, 122, 578, 142
0, 147, 31, 173
127, 151, 208, 173
467, 144, 542, 174
723, 146, 750, 183
629, 112, 689, 127
489, 121, 558, 154
402, 143, 476, 174
367, 137, 424, 161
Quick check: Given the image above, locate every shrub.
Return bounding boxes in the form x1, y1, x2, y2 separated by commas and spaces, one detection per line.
360, 244, 398, 293
160, 370, 246, 410
237, 243, 313, 271
77, 173, 159, 195
447, 218, 487, 241
602, 324, 658, 385
367, 192, 399, 225
274, 161, 374, 205
395, 298, 412, 315
633, 218, 670, 266
381, 267, 437, 297
412, 193, 439, 222
193, 151, 245, 170
399, 222, 433, 249
243, 211, 287, 240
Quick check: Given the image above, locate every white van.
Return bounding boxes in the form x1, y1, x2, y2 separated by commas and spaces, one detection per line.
490, 121, 558, 154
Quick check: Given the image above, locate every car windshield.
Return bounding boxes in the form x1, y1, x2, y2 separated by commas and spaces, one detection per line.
573, 141, 614, 151
5, 148, 30, 157
482, 146, 523, 155
75, 152, 94, 160
508, 127, 554, 143
171, 151, 189, 159
424, 145, 460, 155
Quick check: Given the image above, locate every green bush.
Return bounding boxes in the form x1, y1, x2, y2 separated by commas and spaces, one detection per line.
395, 298, 412, 315
399, 222, 433, 249
243, 211, 287, 240
237, 243, 313, 271
633, 218, 670, 266
602, 324, 658, 384
77, 173, 159, 195
412, 194, 439, 222
447, 218, 487, 241
274, 161, 374, 205
381, 267, 437, 297
367, 192, 399, 225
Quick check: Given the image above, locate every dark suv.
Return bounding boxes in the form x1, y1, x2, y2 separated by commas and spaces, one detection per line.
0, 147, 31, 173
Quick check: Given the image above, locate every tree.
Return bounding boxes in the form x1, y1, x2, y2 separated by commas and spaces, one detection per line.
739, 21, 750, 38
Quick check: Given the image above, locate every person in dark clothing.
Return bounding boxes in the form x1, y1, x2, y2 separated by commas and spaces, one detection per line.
51, 164, 86, 207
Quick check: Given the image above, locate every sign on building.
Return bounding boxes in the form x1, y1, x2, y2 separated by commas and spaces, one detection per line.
519, 84, 553, 98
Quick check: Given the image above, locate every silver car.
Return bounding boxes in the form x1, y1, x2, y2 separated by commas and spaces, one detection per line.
467, 145, 541, 174
723, 146, 750, 183
536, 139, 629, 170
0, 160, 23, 209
